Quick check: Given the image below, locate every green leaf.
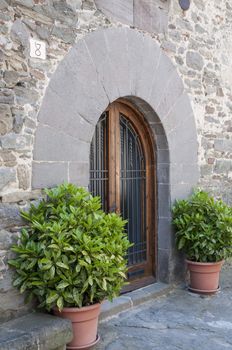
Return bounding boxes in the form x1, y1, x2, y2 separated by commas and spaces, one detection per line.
56, 262, 69, 270
73, 289, 81, 307
85, 256, 91, 264
75, 264, 81, 273
178, 237, 186, 250
46, 291, 59, 304
48, 244, 60, 250
48, 266, 55, 279
8, 259, 20, 268
118, 271, 126, 278
13, 276, 24, 287
88, 276, 93, 286
57, 296, 64, 311
20, 281, 28, 293
56, 281, 70, 290
102, 278, 107, 291
27, 259, 37, 269
31, 281, 45, 286
39, 258, 53, 270
63, 246, 75, 252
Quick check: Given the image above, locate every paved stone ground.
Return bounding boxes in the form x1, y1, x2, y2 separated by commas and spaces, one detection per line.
96, 265, 232, 350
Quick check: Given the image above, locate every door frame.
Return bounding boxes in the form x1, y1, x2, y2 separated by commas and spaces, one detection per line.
106, 99, 157, 291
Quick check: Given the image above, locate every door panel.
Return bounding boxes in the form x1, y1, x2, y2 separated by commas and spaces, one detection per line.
120, 114, 146, 266
89, 101, 156, 290
89, 112, 109, 212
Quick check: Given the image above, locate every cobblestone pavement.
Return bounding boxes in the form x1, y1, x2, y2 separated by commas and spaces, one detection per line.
96, 265, 232, 350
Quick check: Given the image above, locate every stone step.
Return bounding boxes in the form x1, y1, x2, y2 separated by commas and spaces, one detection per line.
0, 313, 72, 350
100, 282, 174, 322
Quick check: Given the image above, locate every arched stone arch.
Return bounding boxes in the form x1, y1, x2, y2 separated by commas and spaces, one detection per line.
33, 27, 199, 282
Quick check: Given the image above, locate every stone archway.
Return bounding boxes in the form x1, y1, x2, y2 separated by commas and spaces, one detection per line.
33, 28, 199, 283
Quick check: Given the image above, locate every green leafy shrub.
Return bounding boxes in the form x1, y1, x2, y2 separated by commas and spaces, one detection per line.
172, 189, 232, 262
8, 184, 131, 311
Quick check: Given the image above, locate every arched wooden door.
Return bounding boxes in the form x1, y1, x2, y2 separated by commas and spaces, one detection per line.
89, 101, 156, 291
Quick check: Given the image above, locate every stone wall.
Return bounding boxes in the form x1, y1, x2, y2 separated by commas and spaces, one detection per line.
0, 0, 232, 322
168, 1, 232, 203
0, 0, 113, 323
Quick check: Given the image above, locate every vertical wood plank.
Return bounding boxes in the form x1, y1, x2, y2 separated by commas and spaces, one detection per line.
114, 104, 121, 214
108, 104, 120, 212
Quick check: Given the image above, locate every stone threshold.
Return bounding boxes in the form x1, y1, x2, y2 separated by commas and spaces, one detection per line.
100, 282, 174, 321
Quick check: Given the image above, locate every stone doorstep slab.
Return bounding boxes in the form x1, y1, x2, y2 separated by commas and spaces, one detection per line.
0, 313, 73, 350
100, 282, 174, 322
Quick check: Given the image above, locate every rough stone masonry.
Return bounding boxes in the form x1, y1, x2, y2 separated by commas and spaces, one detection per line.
0, 0, 232, 322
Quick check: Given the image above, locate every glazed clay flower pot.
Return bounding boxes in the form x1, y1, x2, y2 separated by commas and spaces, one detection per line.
186, 260, 223, 294
54, 303, 101, 349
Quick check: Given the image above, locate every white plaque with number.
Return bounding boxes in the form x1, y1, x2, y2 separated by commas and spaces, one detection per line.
30, 38, 46, 60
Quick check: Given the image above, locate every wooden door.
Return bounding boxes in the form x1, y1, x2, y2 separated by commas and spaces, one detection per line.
90, 101, 156, 291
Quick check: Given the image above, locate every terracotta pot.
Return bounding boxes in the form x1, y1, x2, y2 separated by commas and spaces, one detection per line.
186, 259, 223, 294
53, 303, 101, 349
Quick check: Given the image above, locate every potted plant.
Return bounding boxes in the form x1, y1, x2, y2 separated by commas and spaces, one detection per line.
172, 189, 232, 294
8, 183, 131, 349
